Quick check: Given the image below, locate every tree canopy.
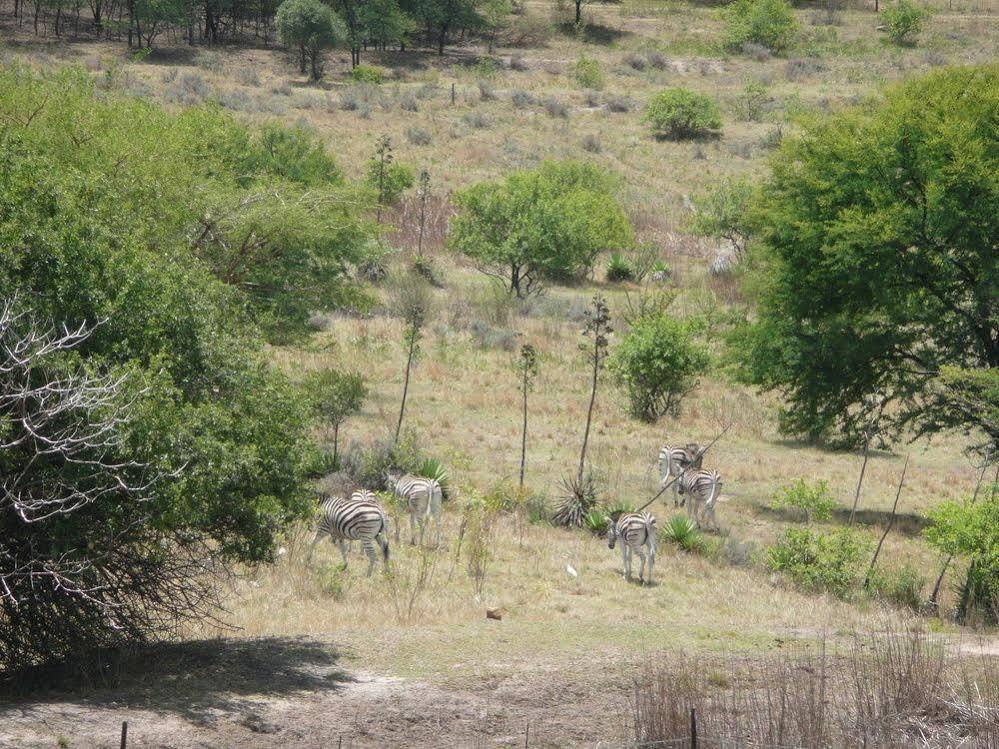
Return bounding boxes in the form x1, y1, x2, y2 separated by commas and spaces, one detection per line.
450, 161, 634, 296
735, 65, 998, 451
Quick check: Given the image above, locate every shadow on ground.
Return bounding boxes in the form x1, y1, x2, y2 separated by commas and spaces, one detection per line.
1, 636, 353, 724
753, 503, 930, 537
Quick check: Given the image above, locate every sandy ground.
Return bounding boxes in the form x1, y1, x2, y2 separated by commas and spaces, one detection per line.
0, 636, 633, 749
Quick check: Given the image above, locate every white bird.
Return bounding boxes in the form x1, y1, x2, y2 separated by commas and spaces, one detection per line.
566, 563, 578, 578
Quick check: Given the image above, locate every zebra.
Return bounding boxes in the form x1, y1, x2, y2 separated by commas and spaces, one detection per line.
658, 443, 703, 507
677, 468, 723, 530
385, 471, 443, 546
307, 491, 390, 576
607, 511, 657, 584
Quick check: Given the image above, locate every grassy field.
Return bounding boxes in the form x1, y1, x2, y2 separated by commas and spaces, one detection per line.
1, 1, 998, 745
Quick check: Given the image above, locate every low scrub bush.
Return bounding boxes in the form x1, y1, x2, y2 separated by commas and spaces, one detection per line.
770, 478, 838, 523
581, 133, 602, 153
511, 89, 535, 108
645, 89, 722, 139
351, 64, 385, 83
605, 94, 635, 113
406, 126, 432, 145
767, 527, 866, 598
881, 0, 929, 46
573, 55, 604, 89
544, 97, 569, 118
722, 0, 799, 55
867, 564, 925, 611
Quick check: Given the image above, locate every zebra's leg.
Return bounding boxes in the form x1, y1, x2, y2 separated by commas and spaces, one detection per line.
336, 539, 350, 569
409, 509, 418, 546
376, 531, 390, 572
306, 529, 324, 562
637, 550, 646, 583
363, 540, 376, 577
621, 544, 631, 580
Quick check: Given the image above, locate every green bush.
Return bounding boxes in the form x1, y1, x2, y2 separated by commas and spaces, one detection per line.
415, 456, 451, 499
770, 479, 838, 523
366, 159, 414, 205
451, 161, 634, 296
573, 54, 604, 89
867, 564, 925, 611
661, 515, 707, 554
722, 0, 798, 55
767, 527, 867, 598
351, 64, 386, 83
645, 88, 722, 140
609, 314, 710, 422
881, 0, 929, 46
606, 253, 635, 282
584, 508, 610, 536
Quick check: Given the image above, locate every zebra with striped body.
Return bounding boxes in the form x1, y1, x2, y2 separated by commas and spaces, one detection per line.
385, 471, 443, 545
658, 443, 703, 507
307, 490, 390, 576
677, 469, 722, 530
607, 511, 657, 584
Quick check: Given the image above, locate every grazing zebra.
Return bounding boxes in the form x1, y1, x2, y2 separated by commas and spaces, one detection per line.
677, 469, 723, 530
307, 491, 390, 576
658, 443, 703, 507
607, 512, 657, 584
385, 471, 443, 546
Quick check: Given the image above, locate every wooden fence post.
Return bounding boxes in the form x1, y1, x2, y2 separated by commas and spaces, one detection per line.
690, 707, 697, 749
119, 721, 128, 749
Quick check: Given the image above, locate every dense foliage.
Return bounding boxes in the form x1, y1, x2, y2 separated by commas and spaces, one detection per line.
767, 528, 867, 598
721, 0, 798, 55
881, 0, 929, 46
736, 65, 998, 450
0, 66, 372, 672
450, 161, 633, 296
609, 315, 709, 422
276, 0, 348, 80
925, 490, 999, 624
645, 89, 722, 140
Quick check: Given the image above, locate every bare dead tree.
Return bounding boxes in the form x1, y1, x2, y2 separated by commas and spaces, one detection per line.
0, 299, 220, 679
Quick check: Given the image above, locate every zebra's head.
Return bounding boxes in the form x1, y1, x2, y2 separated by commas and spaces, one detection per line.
606, 518, 618, 549
384, 469, 402, 490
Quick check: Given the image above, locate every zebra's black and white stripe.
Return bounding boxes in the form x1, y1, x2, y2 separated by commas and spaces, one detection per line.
385, 472, 443, 545
307, 491, 390, 575
607, 511, 657, 584
677, 469, 722, 530
658, 443, 703, 507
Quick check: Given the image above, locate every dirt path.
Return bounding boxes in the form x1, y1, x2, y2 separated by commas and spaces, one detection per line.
0, 636, 631, 748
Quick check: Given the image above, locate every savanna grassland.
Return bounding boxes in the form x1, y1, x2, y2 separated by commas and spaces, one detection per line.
1, 0, 998, 746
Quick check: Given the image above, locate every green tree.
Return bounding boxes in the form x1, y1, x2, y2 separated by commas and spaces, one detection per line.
688, 177, 754, 261
304, 369, 367, 467
881, 0, 929, 46
736, 65, 998, 450
925, 488, 999, 624
721, 0, 798, 55
359, 0, 414, 52
406, 0, 486, 55
515, 343, 540, 489
450, 161, 633, 297
275, 0, 347, 80
392, 274, 434, 442
609, 314, 709, 422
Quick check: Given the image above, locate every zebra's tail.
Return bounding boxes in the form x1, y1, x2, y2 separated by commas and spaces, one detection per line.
379, 514, 391, 563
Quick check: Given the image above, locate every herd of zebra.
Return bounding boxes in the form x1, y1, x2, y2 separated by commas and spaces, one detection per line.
307, 443, 723, 584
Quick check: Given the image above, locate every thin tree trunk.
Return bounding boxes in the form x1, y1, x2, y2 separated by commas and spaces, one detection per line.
578, 339, 599, 484
395, 337, 416, 442
417, 193, 427, 259
863, 455, 908, 589
332, 423, 340, 469
519, 370, 528, 489
848, 431, 872, 525
575, 0, 581, 24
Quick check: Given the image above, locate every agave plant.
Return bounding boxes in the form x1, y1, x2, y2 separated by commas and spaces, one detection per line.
661, 514, 706, 553
415, 456, 450, 500
584, 508, 610, 536
553, 472, 599, 528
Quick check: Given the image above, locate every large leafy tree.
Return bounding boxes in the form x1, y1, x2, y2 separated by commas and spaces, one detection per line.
450, 161, 634, 297
737, 65, 998, 450
275, 0, 348, 80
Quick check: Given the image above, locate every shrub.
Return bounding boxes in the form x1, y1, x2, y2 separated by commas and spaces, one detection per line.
881, 0, 929, 46
581, 133, 602, 153
511, 89, 535, 107
406, 126, 432, 145
767, 527, 866, 598
624, 52, 647, 71
722, 0, 799, 55
584, 508, 610, 536
451, 161, 633, 297
510, 52, 529, 70
573, 54, 604, 89
478, 79, 496, 101
544, 97, 569, 118
661, 515, 707, 553
351, 64, 385, 83
609, 314, 710, 422
867, 564, 925, 611
645, 88, 722, 139
770, 479, 838, 523
605, 95, 635, 113
414, 457, 451, 499
553, 471, 599, 527
366, 160, 414, 205
736, 81, 768, 122
606, 252, 635, 282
